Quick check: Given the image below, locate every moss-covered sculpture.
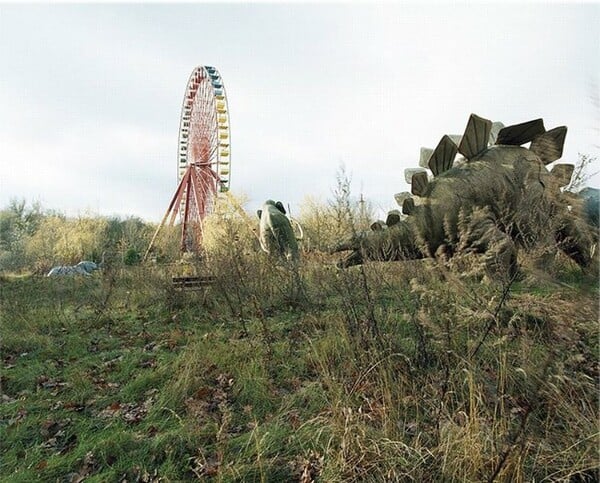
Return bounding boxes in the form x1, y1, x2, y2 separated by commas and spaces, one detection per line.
333, 114, 595, 275
257, 200, 299, 262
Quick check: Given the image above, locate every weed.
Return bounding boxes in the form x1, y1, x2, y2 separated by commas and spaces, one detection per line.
1, 192, 598, 480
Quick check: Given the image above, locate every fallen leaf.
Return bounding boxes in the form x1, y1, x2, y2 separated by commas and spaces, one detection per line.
8, 407, 27, 426
64, 402, 85, 412
2, 394, 17, 404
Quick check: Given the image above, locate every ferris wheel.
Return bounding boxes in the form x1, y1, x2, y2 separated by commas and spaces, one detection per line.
145, 66, 231, 258
177, 66, 231, 200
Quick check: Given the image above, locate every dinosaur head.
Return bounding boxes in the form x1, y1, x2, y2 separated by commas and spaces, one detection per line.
257, 199, 286, 219
331, 211, 419, 268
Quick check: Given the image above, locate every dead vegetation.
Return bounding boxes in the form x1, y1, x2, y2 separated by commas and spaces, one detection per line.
1, 183, 598, 481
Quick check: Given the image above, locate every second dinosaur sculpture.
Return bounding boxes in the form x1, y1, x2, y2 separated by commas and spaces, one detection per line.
257, 200, 299, 262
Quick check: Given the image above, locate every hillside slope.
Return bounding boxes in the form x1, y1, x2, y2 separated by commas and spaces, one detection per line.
1, 256, 598, 482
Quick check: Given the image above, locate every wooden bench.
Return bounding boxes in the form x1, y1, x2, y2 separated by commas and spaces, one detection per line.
172, 276, 215, 290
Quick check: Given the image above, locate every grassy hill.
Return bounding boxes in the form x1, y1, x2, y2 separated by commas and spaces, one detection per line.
1, 251, 598, 482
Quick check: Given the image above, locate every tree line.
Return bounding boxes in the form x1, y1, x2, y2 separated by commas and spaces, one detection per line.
0, 199, 156, 274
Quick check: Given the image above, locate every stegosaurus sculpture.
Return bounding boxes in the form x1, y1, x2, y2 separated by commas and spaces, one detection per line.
333, 114, 594, 275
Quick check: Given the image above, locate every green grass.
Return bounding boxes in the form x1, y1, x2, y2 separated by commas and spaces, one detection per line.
1, 256, 598, 481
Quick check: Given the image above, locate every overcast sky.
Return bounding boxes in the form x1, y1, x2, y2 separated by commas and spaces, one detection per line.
1, 3, 598, 222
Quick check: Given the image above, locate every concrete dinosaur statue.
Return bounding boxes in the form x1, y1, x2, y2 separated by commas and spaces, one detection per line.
333, 114, 595, 276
